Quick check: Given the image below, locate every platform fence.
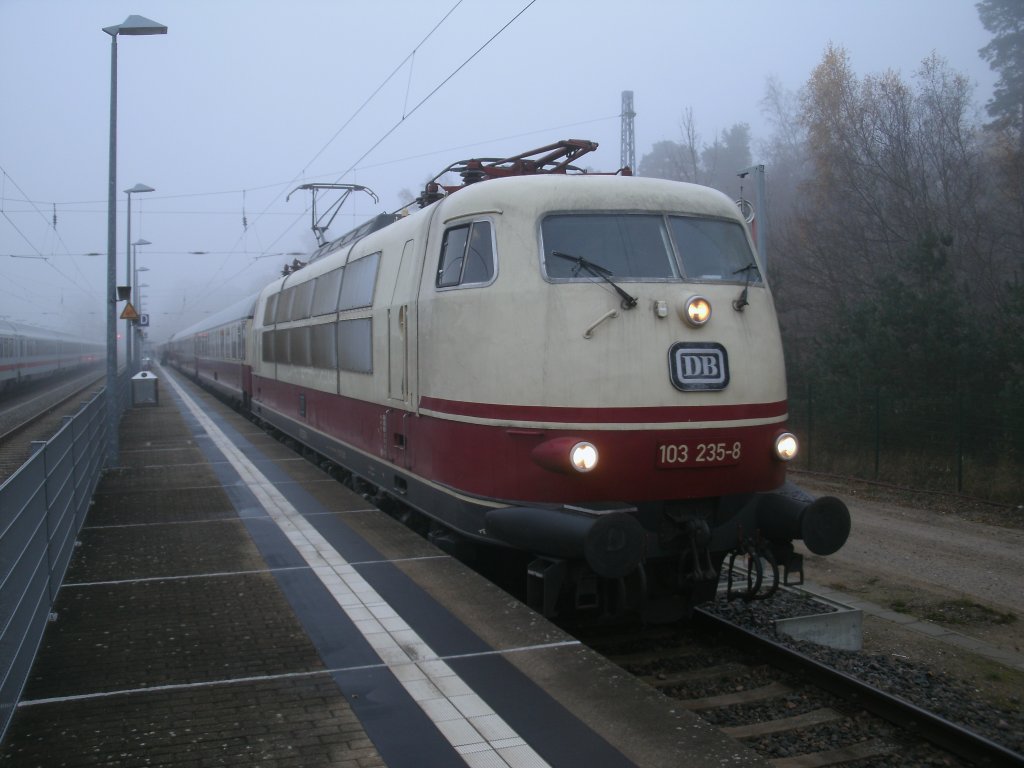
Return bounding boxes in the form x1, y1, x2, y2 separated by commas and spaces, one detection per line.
0, 371, 128, 741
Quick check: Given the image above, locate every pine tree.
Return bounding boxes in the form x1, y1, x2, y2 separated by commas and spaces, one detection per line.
977, 0, 1024, 137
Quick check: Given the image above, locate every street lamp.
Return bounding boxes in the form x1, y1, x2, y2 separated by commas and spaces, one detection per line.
125, 184, 154, 371
137, 282, 150, 360
133, 244, 151, 371
103, 14, 167, 468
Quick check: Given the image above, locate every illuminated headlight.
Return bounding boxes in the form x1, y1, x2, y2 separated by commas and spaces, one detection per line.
684, 296, 712, 327
569, 442, 599, 473
774, 432, 799, 462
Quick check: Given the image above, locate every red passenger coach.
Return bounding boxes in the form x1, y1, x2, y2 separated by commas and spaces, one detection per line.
166, 141, 851, 621
165, 295, 255, 410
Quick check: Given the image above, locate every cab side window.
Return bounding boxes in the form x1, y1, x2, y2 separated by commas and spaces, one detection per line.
436, 220, 494, 288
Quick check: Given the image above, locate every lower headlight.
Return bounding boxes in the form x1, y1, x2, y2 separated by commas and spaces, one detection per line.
570, 442, 599, 472
774, 432, 799, 462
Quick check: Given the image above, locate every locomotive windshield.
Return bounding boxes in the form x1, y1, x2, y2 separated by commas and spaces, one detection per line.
541, 213, 760, 284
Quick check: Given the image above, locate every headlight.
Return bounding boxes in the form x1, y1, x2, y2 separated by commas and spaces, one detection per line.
774, 432, 799, 461
683, 296, 711, 327
569, 442, 599, 472
531, 437, 600, 474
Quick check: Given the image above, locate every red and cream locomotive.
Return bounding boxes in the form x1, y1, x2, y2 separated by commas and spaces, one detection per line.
165, 140, 850, 620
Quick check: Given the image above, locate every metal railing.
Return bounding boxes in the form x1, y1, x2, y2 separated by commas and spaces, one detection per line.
0, 371, 128, 740
788, 382, 1024, 503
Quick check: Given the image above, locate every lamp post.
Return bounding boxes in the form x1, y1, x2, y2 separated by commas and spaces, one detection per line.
133, 255, 151, 370
132, 243, 149, 370
124, 184, 154, 372
103, 15, 166, 467
137, 282, 150, 367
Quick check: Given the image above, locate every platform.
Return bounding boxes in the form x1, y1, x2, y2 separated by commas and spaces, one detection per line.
0, 367, 767, 767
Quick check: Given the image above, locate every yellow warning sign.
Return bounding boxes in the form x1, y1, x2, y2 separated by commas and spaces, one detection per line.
120, 302, 140, 321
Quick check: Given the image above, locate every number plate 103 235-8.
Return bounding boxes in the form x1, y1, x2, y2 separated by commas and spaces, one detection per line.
656, 440, 742, 468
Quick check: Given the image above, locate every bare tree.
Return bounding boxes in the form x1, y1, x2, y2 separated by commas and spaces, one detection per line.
638, 108, 751, 195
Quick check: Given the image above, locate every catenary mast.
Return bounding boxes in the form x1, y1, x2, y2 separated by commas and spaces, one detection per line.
620, 90, 636, 172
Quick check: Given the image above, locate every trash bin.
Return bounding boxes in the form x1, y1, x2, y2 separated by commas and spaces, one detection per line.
131, 371, 159, 406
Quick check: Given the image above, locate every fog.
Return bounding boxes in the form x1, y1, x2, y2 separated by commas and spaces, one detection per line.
0, 0, 995, 344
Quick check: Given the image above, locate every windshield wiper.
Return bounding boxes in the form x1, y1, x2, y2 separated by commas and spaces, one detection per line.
551, 251, 638, 310
732, 261, 761, 311
733, 261, 761, 280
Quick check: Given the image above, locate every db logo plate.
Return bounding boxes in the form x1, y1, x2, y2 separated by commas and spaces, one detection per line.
668, 342, 729, 391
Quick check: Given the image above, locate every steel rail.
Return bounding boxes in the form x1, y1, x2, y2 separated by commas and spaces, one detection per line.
694, 608, 1024, 768
0, 374, 103, 451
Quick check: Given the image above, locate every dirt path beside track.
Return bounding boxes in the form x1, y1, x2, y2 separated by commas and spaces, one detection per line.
793, 474, 1023, 703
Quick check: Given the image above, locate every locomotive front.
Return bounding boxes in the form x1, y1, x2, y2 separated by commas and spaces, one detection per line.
417, 173, 849, 619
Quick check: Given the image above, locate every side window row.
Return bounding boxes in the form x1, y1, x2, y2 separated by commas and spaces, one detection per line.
436, 220, 494, 288
195, 323, 246, 360
264, 252, 381, 326
261, 319, 372, 374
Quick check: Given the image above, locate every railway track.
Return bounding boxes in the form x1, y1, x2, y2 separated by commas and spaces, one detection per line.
0, 371, 104, 482
577, 602, 1023, 767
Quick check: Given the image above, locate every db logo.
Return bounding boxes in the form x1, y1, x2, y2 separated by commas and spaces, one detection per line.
668, 342, 730, 391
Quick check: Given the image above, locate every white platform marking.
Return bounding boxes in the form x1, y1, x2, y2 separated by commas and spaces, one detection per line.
164, 373, 553, 768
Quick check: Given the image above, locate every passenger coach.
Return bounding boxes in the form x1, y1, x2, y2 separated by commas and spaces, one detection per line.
0, 321, 103, 391
164, 295, 255, 409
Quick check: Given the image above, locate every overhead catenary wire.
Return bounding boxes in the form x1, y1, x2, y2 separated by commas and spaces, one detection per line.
329, 0, 540, 186
3, 1, 549, 335
0, 164, 97, 301
179, 0, 539, 321
1, 110, 617, 284
174, 1, 470, 316
3, 115, 616, 217
229, 0, 467, 256
250, 0, 539, 249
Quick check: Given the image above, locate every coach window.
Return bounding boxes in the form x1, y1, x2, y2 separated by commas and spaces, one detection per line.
276, 287, 295, 323
264, 293, 279, 326
290, 279, 315, 321
337, 318, 372, 373
338, 252, 380, 310
312, 267, 343, 316
436, 220, 494, 288
289, 326, 312, 367
311, 322, 337, 369
261, 330, 275, 362
273, 329, 290, 364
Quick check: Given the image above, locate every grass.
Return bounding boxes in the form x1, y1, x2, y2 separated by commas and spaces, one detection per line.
880, 596, 1017, 627
919, 599, 1017, 627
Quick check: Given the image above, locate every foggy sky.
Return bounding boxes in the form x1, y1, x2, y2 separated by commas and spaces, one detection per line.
0, 0, 996, 344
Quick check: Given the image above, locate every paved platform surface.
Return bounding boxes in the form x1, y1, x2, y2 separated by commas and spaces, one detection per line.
0, 368, 768, 767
